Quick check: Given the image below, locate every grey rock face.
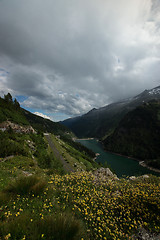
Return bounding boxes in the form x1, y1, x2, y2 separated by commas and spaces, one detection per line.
132, 228, 160, 240
93, 168, 119, 185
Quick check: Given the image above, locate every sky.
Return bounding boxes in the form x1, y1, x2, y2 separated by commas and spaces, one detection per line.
0, 0, 160, 121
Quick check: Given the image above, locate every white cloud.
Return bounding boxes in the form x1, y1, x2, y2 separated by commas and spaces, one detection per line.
34, 112, 51, 120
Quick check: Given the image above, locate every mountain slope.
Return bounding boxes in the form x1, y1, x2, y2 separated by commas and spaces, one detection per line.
23, 109, 69, 136
0, 94, 70, 136
0, 94, 29, 125
62, 85, 160, 138
103, 100, 160, 169
0, 94, 160, 240
0, 94, 97, 173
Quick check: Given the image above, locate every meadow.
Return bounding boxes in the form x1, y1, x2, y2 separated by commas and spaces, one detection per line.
0, 170, 160, 239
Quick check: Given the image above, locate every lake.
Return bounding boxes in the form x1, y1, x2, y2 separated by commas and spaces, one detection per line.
78, 139, 160, 178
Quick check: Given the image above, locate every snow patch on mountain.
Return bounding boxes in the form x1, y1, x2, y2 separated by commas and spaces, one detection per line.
148, 87, 160, 95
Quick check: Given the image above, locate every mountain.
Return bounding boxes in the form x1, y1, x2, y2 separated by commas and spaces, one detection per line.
23, 109, 69, 136
0, 93, 69, 136
0, 93, 29, 126
0, 93, 95, 163
104, 100, 160, 169
62, 85, 160, 138
0, 93, 97, 171
0, 95, 160, 240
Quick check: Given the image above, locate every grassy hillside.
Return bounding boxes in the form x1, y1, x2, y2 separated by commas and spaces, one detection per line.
0, 164, 160, 239
0, 93, 98, 175
0, 95, 29, 125
0, 94, 72, 137
62, 104, 128, 138
23, 109, 70, 136
0, 93, 160, 239
0, 129, 160, 239
104, 100, 160, 169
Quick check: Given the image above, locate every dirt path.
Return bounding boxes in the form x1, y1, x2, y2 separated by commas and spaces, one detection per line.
45, 134, 74, 173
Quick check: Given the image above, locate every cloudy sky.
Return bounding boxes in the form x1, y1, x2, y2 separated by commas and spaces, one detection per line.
0, 0, 160, 121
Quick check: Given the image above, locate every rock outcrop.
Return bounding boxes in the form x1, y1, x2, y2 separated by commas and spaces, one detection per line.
93, 167, 119, 184
132, 227, 160, 240
0, 121, 36, 134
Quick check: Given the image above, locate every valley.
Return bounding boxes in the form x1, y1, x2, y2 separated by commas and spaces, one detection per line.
0, 92, 160, 239
78, 139, 160, 177
1, 1, 160, 238
62, 86, 160, 171
62, 86, 160, 139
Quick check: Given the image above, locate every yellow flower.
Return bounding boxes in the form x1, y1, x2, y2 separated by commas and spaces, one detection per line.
4, 233, 11, 240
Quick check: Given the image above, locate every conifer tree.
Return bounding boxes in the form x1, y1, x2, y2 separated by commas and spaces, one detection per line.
4, 93, 13, 103
14, 98, 20, 109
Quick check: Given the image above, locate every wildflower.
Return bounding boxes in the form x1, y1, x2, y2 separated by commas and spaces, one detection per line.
4, 233, 11, 240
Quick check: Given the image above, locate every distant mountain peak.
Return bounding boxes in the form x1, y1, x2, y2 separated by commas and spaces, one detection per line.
88, 108, 97, 113
62, 85, 160, 138
148, 86, 160, 95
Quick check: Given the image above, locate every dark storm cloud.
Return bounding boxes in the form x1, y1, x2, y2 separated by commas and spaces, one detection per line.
0, 0, 160, 119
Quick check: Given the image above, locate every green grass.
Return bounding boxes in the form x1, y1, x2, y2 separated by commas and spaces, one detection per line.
0, 156, 37, 190
0, 212, 86, 240
0, 131, 32, 158
0, 171, 159, 240
3, 175, 47, 196
50, 135, 98, 171
47, 147, 65, 175
0, 97, 29, 125
0, 173, 86, 240
0, 126, 160, 239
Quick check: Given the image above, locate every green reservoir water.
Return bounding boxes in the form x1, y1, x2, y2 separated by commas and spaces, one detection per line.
78, 139, 160, 178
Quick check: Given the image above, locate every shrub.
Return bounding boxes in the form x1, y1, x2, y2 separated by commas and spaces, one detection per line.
0, 213, 31, 240
3, 175, 46, 196
0, 192, 10, 206
37, 152, 52, 168
0, 213, 86, 240
33, 213, 86, 240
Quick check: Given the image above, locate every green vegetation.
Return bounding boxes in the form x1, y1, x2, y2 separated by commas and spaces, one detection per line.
147, 158, 160, 169
30, 133, 51, 169
0, 170, 159, 239
0, 139, 160, 239
23, 109, 70, 136
50, 134, 98, 171
0, 92, 96, 172
0, 156, 36, 191
0, 210, 85, 240
0, 131, 31, 158
104, 101, 160, 169
0, 130, 66, 176
62, 86, 160, 139
60, 134, 95, 159
0, 92, 160, 239
0, 130, 99, 239
4, 175, 46, 196
0, 93, 73, 137
0, 95, 29, 125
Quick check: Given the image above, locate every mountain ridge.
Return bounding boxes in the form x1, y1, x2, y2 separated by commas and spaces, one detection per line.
0, 93, 70, 136
0, 93, 97, 171
103, 100, 160, 169
62, 85, 160, 138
